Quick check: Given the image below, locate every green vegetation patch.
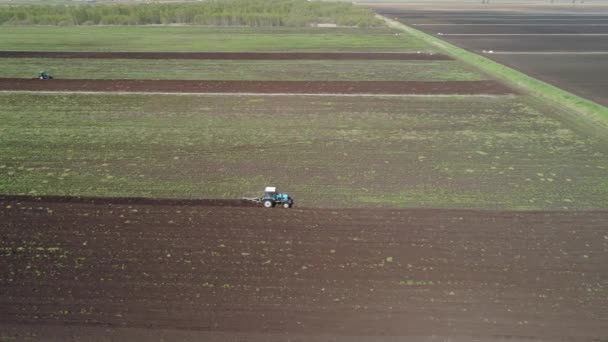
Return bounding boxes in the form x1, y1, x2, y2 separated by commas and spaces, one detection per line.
0, 58, 485, 81
0, 0, 381, 27
0, 26, 434, 52
1, 93, 606, 210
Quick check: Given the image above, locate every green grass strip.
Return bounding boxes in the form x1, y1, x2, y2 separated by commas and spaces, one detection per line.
381, 16, 608, 130
0, 26, 434, 52
0, 58, 485, 82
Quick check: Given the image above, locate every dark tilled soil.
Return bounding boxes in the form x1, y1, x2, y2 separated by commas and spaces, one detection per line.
1, 196, 607, 341
0, 195, 260, 207
0, 78, 516, 95
445, 36, 608, 53
490, 53, 608, 107
371, 5, 608, 106
407, 25, 608, 35
0, 51, 452, 60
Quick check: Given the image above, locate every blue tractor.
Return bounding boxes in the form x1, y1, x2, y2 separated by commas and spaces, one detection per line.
243, 186, 294, 208
38, 71, 53, 80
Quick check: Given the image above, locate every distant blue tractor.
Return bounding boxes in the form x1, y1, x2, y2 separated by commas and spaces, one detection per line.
243, 186, 294, 208
38, 71, 53, 80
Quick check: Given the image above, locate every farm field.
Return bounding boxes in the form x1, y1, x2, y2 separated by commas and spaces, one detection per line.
2, 2, 608, 340
1, 93, 606, 210
0, 79, 512, 94
1, 196, 607, 341
369, 2, 608, 106
0, 59, 486, 81
0, 26, 435, 52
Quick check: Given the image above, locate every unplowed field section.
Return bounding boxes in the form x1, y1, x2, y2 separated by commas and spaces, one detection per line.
1, 196, 607, 341
0, 79, 515, 95
0, 51, 451, 60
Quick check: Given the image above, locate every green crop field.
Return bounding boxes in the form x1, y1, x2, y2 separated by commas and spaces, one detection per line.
0, 59, 486, 81
1, 3, 606, 211
1, 93, 606, 209
0, 26, 434, 52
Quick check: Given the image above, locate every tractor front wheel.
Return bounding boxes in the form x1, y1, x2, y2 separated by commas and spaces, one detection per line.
283, 203, 291, 209
263, 200, 274, 208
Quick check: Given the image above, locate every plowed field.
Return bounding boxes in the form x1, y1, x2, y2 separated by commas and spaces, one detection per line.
370, 3, 608, 106
0, 79, 515, 95
1, 196, 607, 341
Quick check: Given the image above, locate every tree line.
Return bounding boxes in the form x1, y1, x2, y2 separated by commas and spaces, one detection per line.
0, 0, 382, 27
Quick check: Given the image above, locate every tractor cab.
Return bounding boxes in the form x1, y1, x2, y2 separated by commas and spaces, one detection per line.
262, 186, 277, 201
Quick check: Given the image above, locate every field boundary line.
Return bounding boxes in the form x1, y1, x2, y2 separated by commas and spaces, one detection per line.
379, 15, 608, 129
412, 24, 608, 26
407, 18, 608, 21
487, 51, 608, 55
440, 33, 608, 36
0, 90, 516, 98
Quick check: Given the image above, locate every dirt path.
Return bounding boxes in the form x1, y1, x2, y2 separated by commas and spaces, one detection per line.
0, 195, 606, 341
0, 79, 516, 95
0, 51, 452, 60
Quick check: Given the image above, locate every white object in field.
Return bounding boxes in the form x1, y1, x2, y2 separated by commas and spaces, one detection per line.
488, 50, 494, 54
265, 186, 276, 193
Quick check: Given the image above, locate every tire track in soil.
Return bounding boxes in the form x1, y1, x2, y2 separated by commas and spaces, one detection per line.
0, 195, 258, 207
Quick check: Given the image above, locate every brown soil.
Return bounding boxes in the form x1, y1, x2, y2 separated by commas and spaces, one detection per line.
370, 4, 608, 106
0, 78, 516, 95
1, 195, 607, 341
0, 51, 452, 60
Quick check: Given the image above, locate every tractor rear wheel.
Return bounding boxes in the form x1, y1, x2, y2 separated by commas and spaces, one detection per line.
263, 200, 274, 208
